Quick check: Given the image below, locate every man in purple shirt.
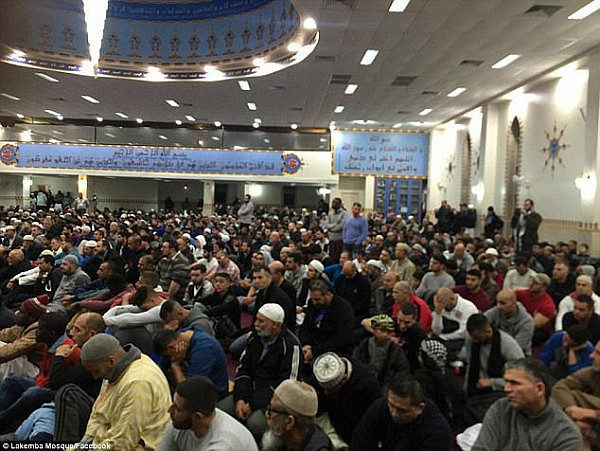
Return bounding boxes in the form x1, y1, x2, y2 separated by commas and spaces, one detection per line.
342, 202, 368, 257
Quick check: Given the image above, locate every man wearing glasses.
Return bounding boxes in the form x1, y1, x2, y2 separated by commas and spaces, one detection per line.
262, 379, 333, 451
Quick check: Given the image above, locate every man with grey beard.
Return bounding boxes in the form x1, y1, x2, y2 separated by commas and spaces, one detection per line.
217, 303, 302, 440
262, 379, 333, 451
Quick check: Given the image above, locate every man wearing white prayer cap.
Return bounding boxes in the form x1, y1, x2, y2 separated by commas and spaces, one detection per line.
217, 303, 302, 440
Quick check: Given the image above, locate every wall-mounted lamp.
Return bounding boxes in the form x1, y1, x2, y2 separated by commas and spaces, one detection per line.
575, 173, 596, 201
470, 182, 485, 202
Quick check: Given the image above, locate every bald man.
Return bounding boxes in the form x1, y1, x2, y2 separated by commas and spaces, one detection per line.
484, 289, 535, 355
432, 287, 478, 358
79, 334, 171, 449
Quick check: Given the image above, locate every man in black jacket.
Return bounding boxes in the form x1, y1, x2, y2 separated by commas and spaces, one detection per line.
218, 303, 302, 439
312, 352, 381, 446
350, 376, 451, 450
334, 261, 371, 323
253, 265, 295, 332
299, 279, 355, 365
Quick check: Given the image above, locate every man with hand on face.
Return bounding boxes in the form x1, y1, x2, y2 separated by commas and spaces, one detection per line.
0, 295, 49, 367
431, 287, 478, 359
157, 376, 257, 451
0, 311, 80, 434
153, 325, 228, 398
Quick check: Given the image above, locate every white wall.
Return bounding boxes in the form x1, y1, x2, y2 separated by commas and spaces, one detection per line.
428, 63, 593, 246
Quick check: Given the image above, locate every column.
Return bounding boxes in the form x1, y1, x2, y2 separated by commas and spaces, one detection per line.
203, 181, 215, 216
583, 52, 600, 250
364, 176, 375, 214
77, 174, 88, 198
22, 176, 32, 209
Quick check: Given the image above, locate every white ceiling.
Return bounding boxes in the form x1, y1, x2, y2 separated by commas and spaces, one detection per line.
1, 0, 600, 132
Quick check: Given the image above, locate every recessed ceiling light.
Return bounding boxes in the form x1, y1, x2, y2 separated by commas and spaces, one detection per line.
136, 118, 143, 123
116, 112, 128, 118
81, 95, 99, 104
44, 109, 61, 116
159, 135, 167, 140
185, 115, 196, 121
419, 108, 432, 116
96, 117, 103, 122
49, 138, 60, 144
290, 123, 298, 129
16, 113, 24, 119
320, 138, 328, 142
492, 54, 521, 69
34, 72, 59, 83
105, 132, 115, 137
212, 136, 220, 141
166, 99, 179, 107
334, 106, 345, 113
568, 0, 600, 19
303, 17, 317, 29
57, 115, 63, 120
247, 102, 257, 111
1, 93, 20, 101
329, 121, 336, 130
351, 119, 377, 125
388, 0, 411, 12
198, 140, 204, 145
214, 121, 222, 127
252, 122, 260, 128
175, 119, 182, 125
174, 142, 181, 147
345, 84, 358, 94
254, 118, 262, 123
264, 138, 270, 143
146, 66, 164, 81
360, 49, 379, 65
447, 87, 467, 97
238, 80, 251, 91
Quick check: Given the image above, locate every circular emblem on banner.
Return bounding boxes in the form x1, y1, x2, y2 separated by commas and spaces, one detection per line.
0, 144, 19, 165
282, 153, 302, 174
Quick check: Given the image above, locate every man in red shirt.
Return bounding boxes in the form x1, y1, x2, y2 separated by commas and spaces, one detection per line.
392, 281, 432, 333
516, 273, 556, 346
453, 268, 491, 312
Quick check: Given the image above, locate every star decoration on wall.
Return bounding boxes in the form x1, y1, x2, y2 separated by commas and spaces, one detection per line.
542, 124, 568, 171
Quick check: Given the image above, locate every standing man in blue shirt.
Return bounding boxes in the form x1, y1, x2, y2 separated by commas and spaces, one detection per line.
342, 203, 368, 258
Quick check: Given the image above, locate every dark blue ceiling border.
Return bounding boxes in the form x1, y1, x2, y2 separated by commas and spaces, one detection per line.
108, 0, 274, 21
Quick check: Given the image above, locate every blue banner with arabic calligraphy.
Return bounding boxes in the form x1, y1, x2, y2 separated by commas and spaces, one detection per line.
332, 131, 429, 177
8, 143, 284, 175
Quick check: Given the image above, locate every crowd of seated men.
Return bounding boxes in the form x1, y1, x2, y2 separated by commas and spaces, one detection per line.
0, 196, 596, 450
